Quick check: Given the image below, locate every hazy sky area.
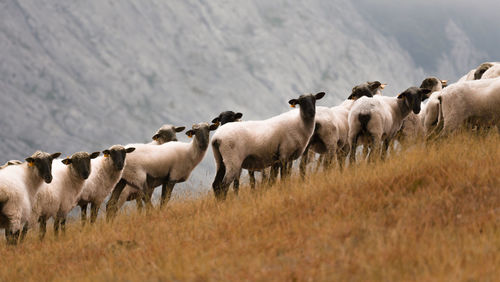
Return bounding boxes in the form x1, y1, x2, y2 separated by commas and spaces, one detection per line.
0, 0, 498, 194
353, 0, 500, 79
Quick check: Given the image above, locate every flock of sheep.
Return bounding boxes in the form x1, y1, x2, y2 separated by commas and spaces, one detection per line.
1, 61, 499, 245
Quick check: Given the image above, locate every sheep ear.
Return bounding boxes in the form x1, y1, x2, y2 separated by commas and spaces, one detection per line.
62, 158, 72, 165
441, 80, 448, 87
397, 93, 405, 99
209, 123, 219, 131
288, 99, 298, 108
315, 92, 326, 100
126, 147, 136, 153
25, 157, 34, 165
211, 117, 220, 124
90, 152, 100, 159
102, 150, 111, 157
235, 112, 243, 119
347, 94, 355, 100
51, 152, 62, 159
152, 134, 160, 141
175, 126, 186, 133
186, 130, 194, 138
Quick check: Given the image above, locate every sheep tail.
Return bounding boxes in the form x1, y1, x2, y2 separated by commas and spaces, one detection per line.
358, 112, 371, 132
436, 95, 445, 132
211, 139, 226, 199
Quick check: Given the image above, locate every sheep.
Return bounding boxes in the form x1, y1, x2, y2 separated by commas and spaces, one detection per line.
32, 151, 99, 240
299, 82, 384, 177
118, 124, 185, 210
481, 64, 500, 79
77, 145, 135, 225
436, 78, 500, 135
397, 77, 446, 141
0, 160, 22, 169
211, 92, 325, 200
458, 62, 498, 82
0, 151, 60, 245
151, 124, 186, 145
106, 122, 219, 219
348, 87, 431, 163
212, 111, 270, 192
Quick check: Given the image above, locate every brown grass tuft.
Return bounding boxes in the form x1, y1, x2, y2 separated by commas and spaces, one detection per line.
1, 131, 499, 281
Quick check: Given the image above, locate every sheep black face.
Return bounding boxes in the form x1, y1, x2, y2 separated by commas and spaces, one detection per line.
103, 145, 136, 171
211, 111, 243, 126
26, 151, 62, 184
397, 87, 432, 114
186, 122, 219, 150
288, 92, 326, 120
152, 125, 185, 143
348, 81, 385, 100
474, 63, 493, 80
62, 152, 100, 180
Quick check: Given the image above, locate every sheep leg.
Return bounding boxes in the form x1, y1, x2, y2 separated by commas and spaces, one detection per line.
160, 181, 176, 207
349, 135, 359, 166
381, 139, 390, 160
142, 188, 154, 210
5, 229, 20, 245
80, 202, 88, 227
106, 179, 127, 221
233, 169, 242, 195
61, 218, 67, 235
38, 217, 47, 241
19, 223, 28, 243
54, 217, 60, 238
270, 162, 281, 185
337, 147, 348, 171
90, 203, 99, 224
212, 163, 226, 200
368, 135, 382, 163
249, 170, 256, 189
261, 169, 268, 186
299, 145, 311, 179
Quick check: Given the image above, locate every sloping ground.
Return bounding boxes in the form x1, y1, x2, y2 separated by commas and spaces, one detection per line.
1, 131, 499, 281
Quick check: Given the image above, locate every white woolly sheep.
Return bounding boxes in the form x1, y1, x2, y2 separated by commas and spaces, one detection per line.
348, 87, 431, 162
211, 92, 325, 200
481, 64, 500, 79
0, 160, 23, 169
436, 78, 500, 134
118, 124, 185, 210
32, 151, 99, 240
300, 82, 385, 176
211, 111, 268, 191
0, 151, 60, 245
458, 62, 498, 82
77, 145, 135, 225
398, 77, 446, 141
106, 122, 218, 219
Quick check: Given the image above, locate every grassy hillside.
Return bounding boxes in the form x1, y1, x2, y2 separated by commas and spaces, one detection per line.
1, 131, 499, 281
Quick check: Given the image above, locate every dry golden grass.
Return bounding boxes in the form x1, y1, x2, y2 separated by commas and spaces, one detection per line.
1, 131, 499, 281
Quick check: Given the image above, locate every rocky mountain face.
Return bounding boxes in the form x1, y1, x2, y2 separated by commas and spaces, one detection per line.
0, 0, 491, 194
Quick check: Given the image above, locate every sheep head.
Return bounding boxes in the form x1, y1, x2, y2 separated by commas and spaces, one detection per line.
211, 111, 243, 126
25, 151, 61, 184
62, 151, 100, 180
152, 124, 185, 144
397, 87, 432, 114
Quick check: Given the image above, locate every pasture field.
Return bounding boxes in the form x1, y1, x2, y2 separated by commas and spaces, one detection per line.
1, 131, 499, 281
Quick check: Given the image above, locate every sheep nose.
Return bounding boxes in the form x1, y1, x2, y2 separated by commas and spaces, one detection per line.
82, 171, 90, 179
44, 176, 52, 183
